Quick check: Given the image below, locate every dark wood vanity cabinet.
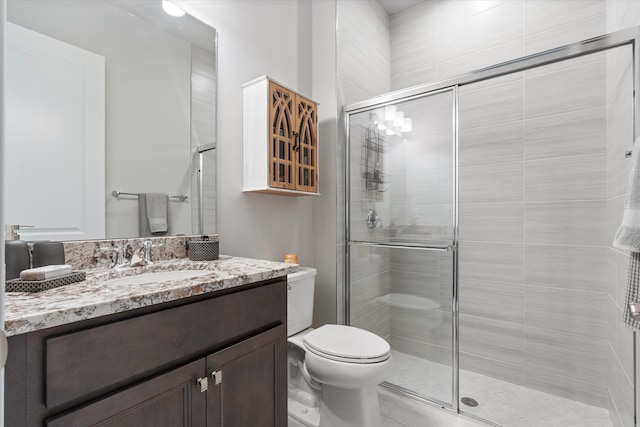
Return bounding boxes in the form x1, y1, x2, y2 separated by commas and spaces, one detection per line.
5, 277, 287, 427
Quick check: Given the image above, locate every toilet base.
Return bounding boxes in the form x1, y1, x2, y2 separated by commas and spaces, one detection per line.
288, 397, 320, 427
319, 384, 382, 427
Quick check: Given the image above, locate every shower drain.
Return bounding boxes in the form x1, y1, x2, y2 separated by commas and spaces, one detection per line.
461, 397, 479, 407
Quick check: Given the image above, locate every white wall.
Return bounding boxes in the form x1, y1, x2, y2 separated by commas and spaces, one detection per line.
178, 0, 315, 264
312, 0, 338, 326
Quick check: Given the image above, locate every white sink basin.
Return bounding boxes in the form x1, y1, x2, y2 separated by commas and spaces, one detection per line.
103, 270, 212, 286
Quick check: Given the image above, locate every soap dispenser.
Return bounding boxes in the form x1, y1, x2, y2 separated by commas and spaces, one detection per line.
5, 225, 31, 280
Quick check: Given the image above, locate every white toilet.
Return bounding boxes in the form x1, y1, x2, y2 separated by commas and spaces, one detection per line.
287, 267, 393, 427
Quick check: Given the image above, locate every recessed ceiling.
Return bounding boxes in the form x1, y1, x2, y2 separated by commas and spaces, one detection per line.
379, 0, 426, 15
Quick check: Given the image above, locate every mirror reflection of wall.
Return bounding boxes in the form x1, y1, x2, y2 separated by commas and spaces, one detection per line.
5, 0, 217, 241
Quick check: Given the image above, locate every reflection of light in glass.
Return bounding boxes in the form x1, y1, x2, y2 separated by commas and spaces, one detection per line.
162, 0, 185, 17
386, 128, 394, 136
401, 118, 412, 133
393, 111, 404, 127
384, 105, 396, 121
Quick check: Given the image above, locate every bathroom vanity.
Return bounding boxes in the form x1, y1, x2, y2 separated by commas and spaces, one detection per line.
4, 248, 295, 427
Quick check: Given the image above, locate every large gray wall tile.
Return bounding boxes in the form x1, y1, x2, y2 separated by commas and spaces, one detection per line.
525, 245, 608, 292
523, 0, 604, 38
438, 40, 522, 80
615, 313, 634, 382
525, 326, 609, 386
524, 60, 606, 118
615, 251, 629, 309
459, 162, 524, 203
391, 335, 452, 365
524, 367, 609, 408
525, 285, 610, 339
459, 120, 524, 167
460, 314, 524, 366
524, 13, 605, 55
524, 107, 606, 160
459, 352, 525, 385
610, 353, 634, 427
459, 242, 524, 283
438, 0, 522, 63
459, 80, 523, 129
459, 278, 524, 324
525, 200, 608, 245
389, 269, 441, 302
525, 154, 606, 202
459, 202, 524, 243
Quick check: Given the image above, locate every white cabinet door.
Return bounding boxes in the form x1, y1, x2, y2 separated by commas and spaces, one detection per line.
5, 22, 105, 241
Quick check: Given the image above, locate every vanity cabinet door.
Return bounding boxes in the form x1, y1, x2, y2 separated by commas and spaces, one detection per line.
206, 325, 287, 427
45, 359, 207, 427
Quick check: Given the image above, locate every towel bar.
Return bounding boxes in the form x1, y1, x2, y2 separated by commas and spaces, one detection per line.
111, 191, 187, 202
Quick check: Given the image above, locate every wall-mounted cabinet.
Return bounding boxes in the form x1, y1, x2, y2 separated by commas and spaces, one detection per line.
243, 76, 319, 196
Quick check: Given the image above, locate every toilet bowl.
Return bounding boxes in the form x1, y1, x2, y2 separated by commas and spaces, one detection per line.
287, 268, 392, 427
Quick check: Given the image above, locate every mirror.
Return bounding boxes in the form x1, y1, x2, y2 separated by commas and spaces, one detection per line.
5, 0, 217, 241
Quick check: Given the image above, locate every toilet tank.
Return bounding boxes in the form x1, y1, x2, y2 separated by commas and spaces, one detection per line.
287, 267, 317, 336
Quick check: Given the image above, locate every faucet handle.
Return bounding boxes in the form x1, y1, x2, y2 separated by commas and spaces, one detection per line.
140, 240, 163, 263
99, 244, 122, 268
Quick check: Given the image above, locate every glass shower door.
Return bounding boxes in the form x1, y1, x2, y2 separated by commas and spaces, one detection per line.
346, 88, 456, 406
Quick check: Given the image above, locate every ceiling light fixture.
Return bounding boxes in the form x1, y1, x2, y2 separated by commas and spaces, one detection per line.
162, 0, 185, 17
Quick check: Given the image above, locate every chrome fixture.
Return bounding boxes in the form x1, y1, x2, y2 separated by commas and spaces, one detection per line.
142, 240, 154, 264
111, 190, 188, 202
140, 240, 163, 265
102, 243, 134, 269
366, 209, 381, 229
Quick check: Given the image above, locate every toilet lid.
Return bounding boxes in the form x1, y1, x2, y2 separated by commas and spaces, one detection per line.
302, 325, 390, 364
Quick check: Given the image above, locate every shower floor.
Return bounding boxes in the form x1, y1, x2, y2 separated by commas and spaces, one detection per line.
386, 350, 613, 427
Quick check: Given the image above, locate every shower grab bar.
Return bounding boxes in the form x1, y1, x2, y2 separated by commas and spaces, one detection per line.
348, 241, 454, 252
111, 191, 188, 202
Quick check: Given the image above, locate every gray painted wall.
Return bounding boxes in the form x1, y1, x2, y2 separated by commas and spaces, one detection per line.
178, 0, 315, 265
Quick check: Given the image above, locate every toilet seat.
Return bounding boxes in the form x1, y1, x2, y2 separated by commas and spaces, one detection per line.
302, 325, 390, 364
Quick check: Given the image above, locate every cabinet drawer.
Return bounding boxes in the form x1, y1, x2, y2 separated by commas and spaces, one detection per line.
45, 280, 286, 409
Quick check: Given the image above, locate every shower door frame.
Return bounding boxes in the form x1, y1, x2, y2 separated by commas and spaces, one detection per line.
343, 25, 640, 422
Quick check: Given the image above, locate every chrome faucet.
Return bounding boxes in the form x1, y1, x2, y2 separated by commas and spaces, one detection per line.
141, 240, 154, 264
101, 243, 133, 268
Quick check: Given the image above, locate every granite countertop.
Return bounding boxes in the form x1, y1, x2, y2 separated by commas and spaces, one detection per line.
4, 256, 298, 336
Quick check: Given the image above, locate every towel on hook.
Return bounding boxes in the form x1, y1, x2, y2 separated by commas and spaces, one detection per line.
139, 193, 169, 237
614, 138, 640, 329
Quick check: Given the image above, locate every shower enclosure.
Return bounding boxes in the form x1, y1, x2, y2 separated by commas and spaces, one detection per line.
344, 27, 639, 427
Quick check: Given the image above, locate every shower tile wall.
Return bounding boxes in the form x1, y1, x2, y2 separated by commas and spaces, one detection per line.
338, 0, 390, 325
387, 0, 635, 422
459, 55, 612, 408
606, 1, 639, 426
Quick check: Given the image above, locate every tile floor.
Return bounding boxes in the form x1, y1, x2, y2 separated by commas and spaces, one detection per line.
380, 387, 486, 427
381, 350, 613, 427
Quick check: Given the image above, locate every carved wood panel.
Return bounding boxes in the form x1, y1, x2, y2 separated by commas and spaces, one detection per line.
269, 81, 295, 189
295, 95, 318, 193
